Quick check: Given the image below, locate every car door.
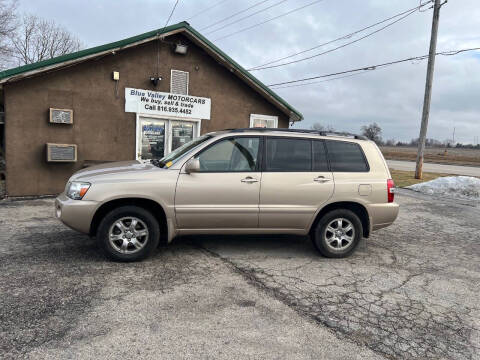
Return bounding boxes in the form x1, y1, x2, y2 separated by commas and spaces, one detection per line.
259, 137, 334, 230
175, 136, 262, 229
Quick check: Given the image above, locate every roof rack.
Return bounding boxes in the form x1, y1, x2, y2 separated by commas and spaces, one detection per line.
224, 128, 368, 140
318, 131, 368, 140
227, 128, 318, 134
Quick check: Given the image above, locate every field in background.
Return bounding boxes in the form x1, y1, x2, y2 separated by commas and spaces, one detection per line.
381, 146, 480, 166
389, 169, 451, 188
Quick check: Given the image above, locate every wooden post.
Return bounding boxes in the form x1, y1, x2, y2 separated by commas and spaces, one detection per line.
415, 0, 442, 179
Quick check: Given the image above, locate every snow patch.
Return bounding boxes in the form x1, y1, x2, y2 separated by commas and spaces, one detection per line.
407, 176, 480, 200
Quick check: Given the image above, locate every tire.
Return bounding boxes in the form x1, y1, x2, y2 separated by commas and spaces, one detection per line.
97, 206, 160, 262
312, 209, 363, 258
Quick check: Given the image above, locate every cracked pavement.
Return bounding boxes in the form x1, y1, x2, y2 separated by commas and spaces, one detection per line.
0, 190, 479, 359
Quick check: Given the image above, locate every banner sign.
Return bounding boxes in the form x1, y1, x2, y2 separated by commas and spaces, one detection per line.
125, 88, 211, 120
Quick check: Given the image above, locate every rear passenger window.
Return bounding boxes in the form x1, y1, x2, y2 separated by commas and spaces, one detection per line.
313, 141, 329, 171
326, 140, 369, 172
266, 138, 311, 171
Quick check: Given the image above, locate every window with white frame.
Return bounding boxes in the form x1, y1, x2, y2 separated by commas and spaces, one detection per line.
249, 114, 278, 128
170, 70, 189, 95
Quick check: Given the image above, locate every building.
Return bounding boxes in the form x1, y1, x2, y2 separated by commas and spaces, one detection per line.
0, 22, 303, 197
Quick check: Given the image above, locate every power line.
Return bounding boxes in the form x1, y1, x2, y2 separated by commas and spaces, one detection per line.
248, 1, 433, 71
438, 47, 480, 56
201, 0, 278, 32
267, 47, 480, 87
156, 0, 180, 77
268, 57, 425, 87
251, 8, 421, 71
204, 0, 289, 35
419, 0, 434, 12
162, 0, 181, 31
186, 0, 231, 21
213, 0, 325, 42
270, 71, 374, 89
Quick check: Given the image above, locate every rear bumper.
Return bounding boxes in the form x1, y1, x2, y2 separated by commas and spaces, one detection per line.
368, 202, 399, 231
55, 193, 99, 234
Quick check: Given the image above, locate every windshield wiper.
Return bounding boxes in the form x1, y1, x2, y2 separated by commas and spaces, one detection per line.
150, 159, 165, 168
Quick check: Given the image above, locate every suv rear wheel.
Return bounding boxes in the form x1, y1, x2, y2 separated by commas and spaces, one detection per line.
312, 209, 362, 258
97, 206, 160, 262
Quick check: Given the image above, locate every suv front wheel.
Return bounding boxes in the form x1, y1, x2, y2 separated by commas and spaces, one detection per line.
313, 209, 362, 258
97, 206, 160, 262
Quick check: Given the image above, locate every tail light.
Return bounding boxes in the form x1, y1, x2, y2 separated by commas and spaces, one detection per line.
387, 179, 395, 203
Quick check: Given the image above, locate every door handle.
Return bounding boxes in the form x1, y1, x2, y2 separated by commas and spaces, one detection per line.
314, 176, 331, 183
241, 176, 259, 183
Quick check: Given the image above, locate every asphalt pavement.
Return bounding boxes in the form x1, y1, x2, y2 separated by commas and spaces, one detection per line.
387, 159, 480, 176
0, 191, 479, 359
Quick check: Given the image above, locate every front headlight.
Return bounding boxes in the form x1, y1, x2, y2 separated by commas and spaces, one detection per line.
66, 181, 91, 200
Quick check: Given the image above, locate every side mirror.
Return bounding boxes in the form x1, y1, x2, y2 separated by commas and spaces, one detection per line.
184, 158, 200, 174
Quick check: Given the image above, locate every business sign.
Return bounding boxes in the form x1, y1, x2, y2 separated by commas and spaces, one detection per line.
125, 88, 211, 120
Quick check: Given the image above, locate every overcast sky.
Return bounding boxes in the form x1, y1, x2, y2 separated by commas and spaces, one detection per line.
17, 0, 480, 143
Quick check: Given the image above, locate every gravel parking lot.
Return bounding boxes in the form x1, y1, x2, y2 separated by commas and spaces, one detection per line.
1, 191, 479, 359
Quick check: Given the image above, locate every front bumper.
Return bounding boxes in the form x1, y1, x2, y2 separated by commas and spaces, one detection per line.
55, 193, 99, 234
368, 202, 400, 231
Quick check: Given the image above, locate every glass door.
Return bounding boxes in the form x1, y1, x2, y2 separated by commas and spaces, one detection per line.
137, 118, 166, 160
171, 121, 195, 152
136, 118, 199, 160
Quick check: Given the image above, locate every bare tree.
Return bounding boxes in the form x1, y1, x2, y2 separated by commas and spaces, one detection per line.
10, 14, 81, 65
384, 138, 396, 147
310, 122, 335, 132
0, 0, 17, 69
361, 122, 383, 144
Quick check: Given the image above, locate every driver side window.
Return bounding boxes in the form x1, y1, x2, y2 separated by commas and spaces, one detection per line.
196, 137, 260, 172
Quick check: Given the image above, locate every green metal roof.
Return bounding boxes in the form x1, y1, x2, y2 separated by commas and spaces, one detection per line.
0, 21, 303, 121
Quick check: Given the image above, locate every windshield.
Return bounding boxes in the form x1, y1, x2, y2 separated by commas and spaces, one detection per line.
152, 135, 213, 168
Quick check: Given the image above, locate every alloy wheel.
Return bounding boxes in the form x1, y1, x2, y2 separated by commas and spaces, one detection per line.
324, 218, 355, 251
108, 216, 149, 254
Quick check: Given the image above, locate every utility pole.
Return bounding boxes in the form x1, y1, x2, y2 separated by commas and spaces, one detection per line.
415, 0, 443, 179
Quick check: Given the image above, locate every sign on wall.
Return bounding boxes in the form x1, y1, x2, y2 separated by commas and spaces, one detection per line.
125, 88, 211, 120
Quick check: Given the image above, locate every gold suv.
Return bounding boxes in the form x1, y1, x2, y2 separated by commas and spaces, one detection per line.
55, 129, 398, 261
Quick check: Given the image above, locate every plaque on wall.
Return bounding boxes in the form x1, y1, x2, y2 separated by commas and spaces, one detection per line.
49, 108, 73, 124
46, 143, 77, 162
